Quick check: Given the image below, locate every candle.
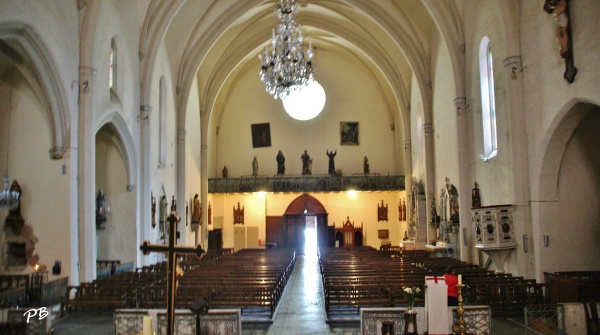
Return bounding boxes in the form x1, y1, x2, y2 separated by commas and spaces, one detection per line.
143, 316, 152, 335
458, 274, 462, 286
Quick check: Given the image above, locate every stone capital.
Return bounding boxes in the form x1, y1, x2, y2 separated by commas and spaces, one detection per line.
454, 97, 468, 115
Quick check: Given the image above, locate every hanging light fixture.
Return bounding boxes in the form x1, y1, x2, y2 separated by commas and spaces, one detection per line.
0, 40, 20, 210
258, 0, 315, 100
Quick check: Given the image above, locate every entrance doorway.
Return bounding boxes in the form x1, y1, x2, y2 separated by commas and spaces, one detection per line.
305, 216, 317, 258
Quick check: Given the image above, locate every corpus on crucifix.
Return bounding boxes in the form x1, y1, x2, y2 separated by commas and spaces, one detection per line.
140, 198, 205, 335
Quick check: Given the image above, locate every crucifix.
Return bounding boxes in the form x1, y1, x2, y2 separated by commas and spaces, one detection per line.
140, 197, 205, 335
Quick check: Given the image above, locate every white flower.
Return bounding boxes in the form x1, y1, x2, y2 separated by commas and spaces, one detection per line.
404, 287, 412, 294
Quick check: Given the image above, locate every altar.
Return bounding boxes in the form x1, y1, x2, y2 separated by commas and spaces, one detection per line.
425, 243, 453, 258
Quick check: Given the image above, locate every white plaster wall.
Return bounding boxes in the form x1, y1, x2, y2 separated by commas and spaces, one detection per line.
0, 0, 79, 282
463, 0, 514, 207
149, 43, 178, 248
519, 0, 600, 280
0, 76, 70, 279
211, 192, 403, 250
430, 31, 460, 214
89, 1, 141, 269
216, 49, 396, 178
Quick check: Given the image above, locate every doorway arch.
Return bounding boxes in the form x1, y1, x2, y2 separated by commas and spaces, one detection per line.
283, 194, 329, 255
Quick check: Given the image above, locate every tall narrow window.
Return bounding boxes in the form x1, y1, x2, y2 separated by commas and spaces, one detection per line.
159, 76, 167, 167
479, 36, 497, 161
109, 38, 116, 93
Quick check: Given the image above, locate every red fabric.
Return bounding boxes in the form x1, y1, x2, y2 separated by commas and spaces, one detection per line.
444, 274, 459, 298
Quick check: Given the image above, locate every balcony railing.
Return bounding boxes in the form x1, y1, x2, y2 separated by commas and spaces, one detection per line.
208, 174, 405, 193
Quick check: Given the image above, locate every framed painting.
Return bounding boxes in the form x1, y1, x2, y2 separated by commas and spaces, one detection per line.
251, 123, 271, 148
378, 229, 389, 239
340, 122, 359, 145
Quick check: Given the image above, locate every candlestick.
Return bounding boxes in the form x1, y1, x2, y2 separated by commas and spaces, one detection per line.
143, 315, 152, 335
452, 284, 466, 335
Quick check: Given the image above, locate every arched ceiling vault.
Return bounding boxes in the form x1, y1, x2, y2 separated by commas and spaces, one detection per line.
144, 0, 459, 139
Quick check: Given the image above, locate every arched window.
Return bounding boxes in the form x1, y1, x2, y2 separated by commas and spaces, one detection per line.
159, 76, 167, 167
109, 38, 116, 93
479, 36, 497, 162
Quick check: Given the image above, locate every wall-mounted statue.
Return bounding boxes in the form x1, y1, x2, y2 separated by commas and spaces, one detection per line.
96, 188, 109, 230
363, 156, 369, 174
472, 182, 481, 208
301, 150, 311, 175
544, 0, 577, 83
326, 149, 337, 175
5, 180, 23, 234
151, 192, 156, 228
252, 156, 258, 176
276, 150, 285, 175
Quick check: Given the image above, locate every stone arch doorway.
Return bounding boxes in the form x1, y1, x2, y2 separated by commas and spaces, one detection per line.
534, 102, 600, 279
282, 194, 329, 255
95, 123, 137, 275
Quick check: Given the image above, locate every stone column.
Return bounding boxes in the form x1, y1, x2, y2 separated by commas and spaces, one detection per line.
503, 55, 534, 279
176, 129, 187, 244
77, 65, 97, 283
139, 105, 152, 265
200, 144, 208, 248
454, 97, 471, 262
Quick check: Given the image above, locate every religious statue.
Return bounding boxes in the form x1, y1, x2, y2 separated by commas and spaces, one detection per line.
252, 156, 258, 176
276, 150, 285, 175
5, 180, 24, 234
191, 194, 201, 224
472, 182, 481, 208
185, 201, 188, 226
159, 195, 168, 239
326, 149, 337, 175
398, 200, 403, 221
96, 188, 109, 230
222, 165, 228, 178
446, 178, 460, 223
301, 150, 311, 175
544, 0, 569, 59
151, 192, 156, 228
402, 199, 407, 221
363, 156, 370, 174
544, 0, 577, 83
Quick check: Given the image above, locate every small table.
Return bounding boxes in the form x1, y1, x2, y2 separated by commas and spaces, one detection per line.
404, 310, 418, 335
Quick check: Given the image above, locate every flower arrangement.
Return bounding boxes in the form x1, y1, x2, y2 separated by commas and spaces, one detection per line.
403, 286, 421, 311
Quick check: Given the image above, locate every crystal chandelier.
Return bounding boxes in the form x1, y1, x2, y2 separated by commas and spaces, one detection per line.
258, 0, 315, 100
0, 40, 21, 210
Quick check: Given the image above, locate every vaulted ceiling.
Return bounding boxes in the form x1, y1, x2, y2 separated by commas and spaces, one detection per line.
141, 0, 463, 132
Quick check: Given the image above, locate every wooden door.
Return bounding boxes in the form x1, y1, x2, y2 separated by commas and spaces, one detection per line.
266, 216, 284, 246
234, 226, 245, 252
247, 226, 259, 248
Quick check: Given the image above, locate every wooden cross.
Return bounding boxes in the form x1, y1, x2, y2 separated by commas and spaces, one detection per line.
140, 204, 205, 335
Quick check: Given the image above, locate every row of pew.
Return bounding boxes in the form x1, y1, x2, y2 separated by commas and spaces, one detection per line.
320, 246, 551, 318
63, 248, 294, 320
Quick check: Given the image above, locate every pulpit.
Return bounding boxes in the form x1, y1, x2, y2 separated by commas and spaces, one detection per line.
472, 205, 517, 273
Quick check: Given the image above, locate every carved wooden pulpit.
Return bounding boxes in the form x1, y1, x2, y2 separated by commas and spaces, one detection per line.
140, 201, 205, 335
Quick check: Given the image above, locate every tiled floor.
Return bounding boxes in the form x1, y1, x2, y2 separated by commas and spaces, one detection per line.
52, 252, 529, 334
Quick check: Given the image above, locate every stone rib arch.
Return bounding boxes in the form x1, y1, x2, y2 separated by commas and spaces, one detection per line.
0, 22, 70, 159
95, 111, 138, 191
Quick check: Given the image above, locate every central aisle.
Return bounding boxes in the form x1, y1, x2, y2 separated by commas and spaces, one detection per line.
243, 252, 360, 335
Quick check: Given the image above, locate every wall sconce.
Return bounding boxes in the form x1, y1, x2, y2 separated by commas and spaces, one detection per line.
543, 235, 549, 247
522, 234, 528, 253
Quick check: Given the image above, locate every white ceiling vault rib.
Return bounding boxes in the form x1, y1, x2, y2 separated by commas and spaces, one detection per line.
152, 0, 457, 136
